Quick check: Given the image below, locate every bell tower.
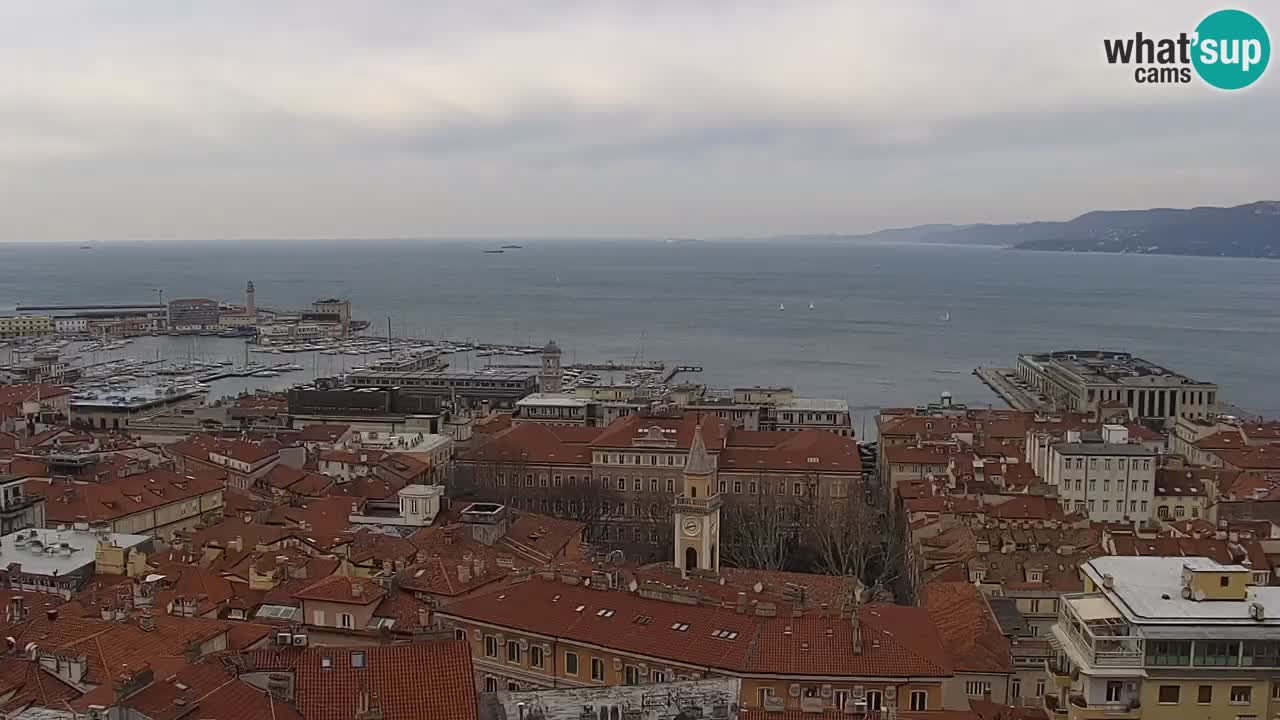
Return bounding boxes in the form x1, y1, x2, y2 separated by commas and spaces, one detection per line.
673, 421, 721, 575
540, 340, 562, 394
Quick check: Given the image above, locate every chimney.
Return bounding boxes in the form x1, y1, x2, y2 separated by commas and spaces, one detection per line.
139, 609, 156, 632
417, 607, 430, 628
228, 536, 243, 553
851, 607, 863, 655
351, 581, 364, 599
458, 564, 472, 584
736, 592, 747, 614
472, 556, 484, 577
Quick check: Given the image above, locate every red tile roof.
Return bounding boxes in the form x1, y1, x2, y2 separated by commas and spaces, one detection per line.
591, 414, 727, 451
988, 495, 1066, 521
464, 423, 599, 466
293, 575, 387, 605
720, 430, 862, 473
26, 467, 224, 524
170, 435, 284, 466
293, 641, 477, 720
439, 577, 950, 678
0, 384, 71, 405
923, 582, 1012, 674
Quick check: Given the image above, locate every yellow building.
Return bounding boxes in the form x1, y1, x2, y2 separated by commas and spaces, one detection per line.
0, 315, 52, 339
1047, 556, 1280, 720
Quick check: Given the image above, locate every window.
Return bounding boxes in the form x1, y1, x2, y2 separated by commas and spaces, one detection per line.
1231, 686, 1252, 704
1105, 459, 1112, 471
617, 478, 626, 491
1075, 457, 1083, 469
666, 478, 674, 492
507, 681, 520, 691
624, 665, 641, 685
530, 646, 545, 669
506, 640, 521, 663
564, 652, 579, 675
1088, 500, 1095, 512
339, 613, 354, 629
1103, 479, 1110, 491
758, 688, 774, 707
1148, 640, 1191, 666
793, 482, 802, 496
1198, 685, 1213, 704
1272, 682, 1280, 701
1175, 506, 1185, 518
633, 478, 642, 491
1035, 680, 1045, 697
866, 690, 883, 710
1102, 500, 1109, 512
1074, 479, 1082, 491
719, 480, 727, 493
1194, 640, 1240, 667
1089, 478, 1096, 491
1010, 678, 1021, 699
540, 475, 548, 488
1090, 458, 1097, 469
652, 670, 666, 683
966, 681, 992, 697
910, 691, 927, 711
455, 628, 467, 641
484, 677, 498, 692
650, 478, 659, 492
733, 481, 742, 493
553, 475, 562, 487
1141, 500, 1148, 512
1158, 685, 1181, 704
1106, 681, 1123, 702
351, 650, 366, 668
525, 474, 533, 487
484, 636, 498, 658
834, 690, 849, 710
591, 657, 605, 681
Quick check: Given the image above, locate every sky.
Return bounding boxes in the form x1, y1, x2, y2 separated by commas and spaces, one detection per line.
1, 1, 1277, 241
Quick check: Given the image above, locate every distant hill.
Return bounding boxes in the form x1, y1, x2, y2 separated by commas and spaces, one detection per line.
835, 201, 1280, 258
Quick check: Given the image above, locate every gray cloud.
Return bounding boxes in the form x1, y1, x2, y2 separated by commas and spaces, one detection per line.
0, 1, 1276, 240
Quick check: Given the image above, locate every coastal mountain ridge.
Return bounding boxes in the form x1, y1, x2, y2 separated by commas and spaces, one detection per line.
831, 201, 1280, 258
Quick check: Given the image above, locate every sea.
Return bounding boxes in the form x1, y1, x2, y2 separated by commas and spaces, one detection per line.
2, 239, 1278, 429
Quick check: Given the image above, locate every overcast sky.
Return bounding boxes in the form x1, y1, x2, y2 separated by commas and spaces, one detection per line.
1, 1, 1276, 241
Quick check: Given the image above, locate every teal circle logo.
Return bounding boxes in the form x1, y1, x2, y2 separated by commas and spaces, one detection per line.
1192, 9, 1270, 89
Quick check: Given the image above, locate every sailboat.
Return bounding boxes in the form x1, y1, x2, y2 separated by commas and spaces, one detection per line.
939, 312, 951, 322
808, 302, 815, 311
778, 303, 785, 312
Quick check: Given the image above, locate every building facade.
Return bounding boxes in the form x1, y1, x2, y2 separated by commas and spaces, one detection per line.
0, 315, 52, 339
1047, 438, 1157, 523
166, 298, 220, 331
1016, 351, 1217, 423
1047, 556, 1280, 720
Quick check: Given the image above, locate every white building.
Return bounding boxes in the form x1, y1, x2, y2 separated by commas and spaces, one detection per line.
515, 393, 589, 425
53, 317, 89, 334
1047, 427, 1158, 522
1048, 556, 1280, 720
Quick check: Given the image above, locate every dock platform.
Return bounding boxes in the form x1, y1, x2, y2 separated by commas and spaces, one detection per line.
973, 366, 1048, 412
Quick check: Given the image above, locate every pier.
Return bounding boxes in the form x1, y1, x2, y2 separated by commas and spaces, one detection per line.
664, 365, 703, 382
973, 366, 1047, 412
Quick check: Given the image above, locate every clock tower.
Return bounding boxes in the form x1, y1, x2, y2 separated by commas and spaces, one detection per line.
673, 421, 721, 576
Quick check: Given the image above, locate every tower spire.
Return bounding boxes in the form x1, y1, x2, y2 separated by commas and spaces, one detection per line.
685, 422, 715, 477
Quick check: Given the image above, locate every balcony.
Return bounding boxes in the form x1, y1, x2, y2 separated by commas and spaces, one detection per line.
1067, 695, 1140, 720
1053, 595, 1143, 668
673, 495, 722, 511
1045, 658, 1072, 690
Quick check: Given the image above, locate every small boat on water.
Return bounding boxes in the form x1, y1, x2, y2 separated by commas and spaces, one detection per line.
482, 249, 505, 254
778, 303, 785, 311
808, 302, 815, 310
940, 312, 951, 322
501, 244, 523, 249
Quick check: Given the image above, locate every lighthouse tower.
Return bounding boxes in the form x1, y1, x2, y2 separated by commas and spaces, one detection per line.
245, 281, 256, 317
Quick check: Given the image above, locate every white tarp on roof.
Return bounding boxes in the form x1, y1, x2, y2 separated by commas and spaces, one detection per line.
1071, 595, 1123, 622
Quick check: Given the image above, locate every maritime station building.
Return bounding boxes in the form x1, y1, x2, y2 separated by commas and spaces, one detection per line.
1015, 351, 1218, 423
345, 368, 539, 410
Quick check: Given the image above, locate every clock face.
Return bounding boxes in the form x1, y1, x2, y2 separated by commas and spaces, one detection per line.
683, 518, 700, 537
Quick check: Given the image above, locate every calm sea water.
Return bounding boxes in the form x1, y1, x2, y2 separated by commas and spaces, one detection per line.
2, 240, 1278, 424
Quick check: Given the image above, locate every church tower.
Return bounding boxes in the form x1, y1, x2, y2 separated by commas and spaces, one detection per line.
673, 421, 721, 575
540, 340, 562, 394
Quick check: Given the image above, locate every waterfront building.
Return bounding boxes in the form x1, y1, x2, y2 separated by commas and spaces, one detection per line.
312, 297, 352, 335
69, 383, 206, 430
166, 297, 220, 331
1015, 351, 1217, 423
346, 368, 539, 410
514, 393, 590, 425
52, 316, 89, 334
0, 314, 52, 338
1047, 556, 1280, 720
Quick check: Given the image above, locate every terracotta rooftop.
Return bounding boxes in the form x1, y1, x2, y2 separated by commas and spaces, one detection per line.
439, 577, 950, 678
295, 424, 352, 442
170, 435, 284, 466
293, 575, 387, 605
923, 582, 1013, 674
26, 467, 223, 524
293, 640, 477, 720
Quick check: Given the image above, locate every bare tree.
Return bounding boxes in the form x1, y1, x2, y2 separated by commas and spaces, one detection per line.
804, 484, 904, 602
721, 487, 798, 571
